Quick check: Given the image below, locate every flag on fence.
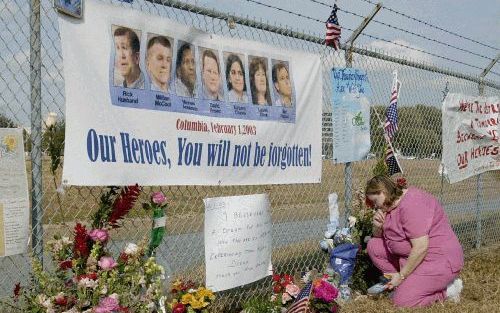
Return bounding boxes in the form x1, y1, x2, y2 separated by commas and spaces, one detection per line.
384, 73, 401, 139
325, 4, 341, 50
286, 282, 313, 313
385, 144, 401, 176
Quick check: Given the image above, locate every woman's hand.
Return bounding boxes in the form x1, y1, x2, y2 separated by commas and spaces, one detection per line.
385, 272, 403, 289
373, 209, 386, 228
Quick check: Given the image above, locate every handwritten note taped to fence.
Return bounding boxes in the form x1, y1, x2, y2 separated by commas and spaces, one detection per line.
0, 128, 29, 257
204, 194, 272, 292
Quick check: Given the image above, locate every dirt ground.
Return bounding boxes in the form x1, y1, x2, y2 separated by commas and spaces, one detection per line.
341, 243, 500, 313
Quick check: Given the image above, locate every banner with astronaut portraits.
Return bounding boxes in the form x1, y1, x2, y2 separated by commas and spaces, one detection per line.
59, 0, 322, 186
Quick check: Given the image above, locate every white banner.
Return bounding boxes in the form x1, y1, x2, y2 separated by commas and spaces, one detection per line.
204, 194, 272, 292
59, 0, 322, 186
0, 129, 29, 257
442, 93, 499, 183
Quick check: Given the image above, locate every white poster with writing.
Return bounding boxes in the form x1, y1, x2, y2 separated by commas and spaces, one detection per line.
58, 0, 322, 186
204, 194, 272, 292
0, 129, 30, 257
442, 93, 499, 183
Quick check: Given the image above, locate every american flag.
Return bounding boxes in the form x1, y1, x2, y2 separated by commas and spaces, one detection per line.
325, 4, 341, 50
286, 282, 313, 313
384, 79, 400, 139
385, 144, 401, 176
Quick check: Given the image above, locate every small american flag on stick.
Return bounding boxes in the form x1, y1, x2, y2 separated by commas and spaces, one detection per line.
286, 282, 313, 313
325, 4, 341, 50
384, 71, 401, 139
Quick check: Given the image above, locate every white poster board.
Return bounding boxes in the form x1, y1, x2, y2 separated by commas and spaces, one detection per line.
0, 128, 29, 257
204, 194, 272, 291
442, 93, 499, 183
58, 0, 322, 186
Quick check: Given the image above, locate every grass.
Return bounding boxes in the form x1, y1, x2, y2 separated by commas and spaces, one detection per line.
340, 243, 500, 313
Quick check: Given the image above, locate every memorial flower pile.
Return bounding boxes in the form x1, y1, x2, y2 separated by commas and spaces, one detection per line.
15, 185, 169, 313
169, 279, 215, 313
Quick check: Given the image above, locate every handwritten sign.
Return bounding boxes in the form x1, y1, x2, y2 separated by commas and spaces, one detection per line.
331, 68, 371, 163
442, 93, 499, 183
204, 194, 272, 292
0, 128, 29, 257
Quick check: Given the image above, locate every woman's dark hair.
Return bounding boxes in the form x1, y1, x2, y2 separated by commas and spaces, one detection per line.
365, 175, 404, 208
249, 57, 272, 105
225, 54, 246, 92
175, 43, 192, 74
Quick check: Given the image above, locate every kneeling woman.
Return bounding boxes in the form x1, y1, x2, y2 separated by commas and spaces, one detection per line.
365, 176, 463, 307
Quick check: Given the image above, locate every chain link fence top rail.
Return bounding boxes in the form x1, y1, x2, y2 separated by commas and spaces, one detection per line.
0, 0, 499, 310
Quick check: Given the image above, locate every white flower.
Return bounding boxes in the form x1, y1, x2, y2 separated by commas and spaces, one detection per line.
138, 275, 146, 285
147, 301, 156, 310
348, 216, 357, 228
78, 278, 99, 289
124, 243, 139, 255
62, 308, 80, 313
61, 236, 72, 245
302, 271, 311, 283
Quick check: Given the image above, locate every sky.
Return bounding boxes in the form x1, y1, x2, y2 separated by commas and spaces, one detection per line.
0, 0, 499, 127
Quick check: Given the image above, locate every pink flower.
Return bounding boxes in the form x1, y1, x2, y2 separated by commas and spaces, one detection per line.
281, 292, 292, 304
94, 295, 120, 313
98, 256, 117, 270
285, 284, 300, 298
313, 280, 339, 303
151, 192, 167, 205
89, 229, 109, 243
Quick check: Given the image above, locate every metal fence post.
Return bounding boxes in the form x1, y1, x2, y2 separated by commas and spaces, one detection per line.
30, 0, 43, 263
342, 3, 382, 224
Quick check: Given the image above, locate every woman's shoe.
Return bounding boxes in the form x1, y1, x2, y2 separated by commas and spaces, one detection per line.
446, 278, 463, 303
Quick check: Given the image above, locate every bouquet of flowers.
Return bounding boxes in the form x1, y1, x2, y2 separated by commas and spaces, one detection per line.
310, 275, 340, 313
168, 279, 215, 313
15, 186, 168, 313
271, 273, 301, 307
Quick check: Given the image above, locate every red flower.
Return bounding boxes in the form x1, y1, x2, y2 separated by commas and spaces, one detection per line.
273, 284, 282, 294
59, 259, 73, 270
76, 272, 98, 281
396, 177, 407, 188
73, 223, 90, 258
108, 185, 141, 228
283, 274, 293, 285
172, 303, 186, 313
13, 283, 21, 301
272, 274, 281, 282
54, 294, 68, 306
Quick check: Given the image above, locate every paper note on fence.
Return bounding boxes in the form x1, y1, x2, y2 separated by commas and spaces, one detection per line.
442, 93, 499, 183
0, 128, 30, 257
204, 194, 272, 291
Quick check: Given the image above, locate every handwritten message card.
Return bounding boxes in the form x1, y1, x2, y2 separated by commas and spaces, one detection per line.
204, 193, 272, 292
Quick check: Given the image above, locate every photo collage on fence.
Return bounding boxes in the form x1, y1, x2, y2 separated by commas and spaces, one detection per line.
109, 25, 297, 123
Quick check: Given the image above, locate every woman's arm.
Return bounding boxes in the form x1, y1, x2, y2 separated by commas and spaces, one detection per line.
400, 235, 429, 278
388, 235, 429, 287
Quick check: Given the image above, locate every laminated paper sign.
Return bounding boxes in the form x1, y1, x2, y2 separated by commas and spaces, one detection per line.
0, 128, 29, 257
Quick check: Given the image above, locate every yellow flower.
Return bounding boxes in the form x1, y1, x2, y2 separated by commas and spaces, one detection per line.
196, 287, 215, 301
181, 293, 195, 305
190, 298, 208, 310
3, 135, 17, 152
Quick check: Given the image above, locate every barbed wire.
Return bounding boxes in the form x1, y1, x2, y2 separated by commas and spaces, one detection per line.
307, 0, 494, 61
243, 0, 496, 74
355, 0, 500, 51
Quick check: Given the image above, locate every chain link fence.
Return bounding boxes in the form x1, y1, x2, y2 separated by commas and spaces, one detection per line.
0, 0, 499, 310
